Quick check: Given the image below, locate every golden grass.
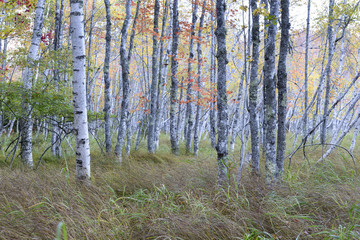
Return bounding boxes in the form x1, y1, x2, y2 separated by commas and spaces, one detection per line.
0, 134, 360, 239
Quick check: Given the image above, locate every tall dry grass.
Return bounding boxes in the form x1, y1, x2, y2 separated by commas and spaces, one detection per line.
0, 134, 360, 239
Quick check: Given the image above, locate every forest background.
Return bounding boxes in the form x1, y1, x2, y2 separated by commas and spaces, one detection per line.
1, 0, 360, 239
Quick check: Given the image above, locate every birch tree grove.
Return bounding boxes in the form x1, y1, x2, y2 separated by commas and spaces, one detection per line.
70, 0, 91, 180
4, 0, 360, 217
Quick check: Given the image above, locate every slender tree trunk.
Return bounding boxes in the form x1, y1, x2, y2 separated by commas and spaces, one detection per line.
184, 0, 198, 154
103, 0, 112, 153
51, 0, 64, 158
275, 0, 290, 179
261, 0, 269, 156
350, 118, 360, 153
176, 78, 184, 143
114, 0, 140, 161
303, 0, 311, 138
320, 0, 335, 145
229, 69, 244, 152
155, 0, 171, 148
148, 0, 160, 153
86, 0, 96, 111
70, 0, 91, 181
20, 0, 46, 167
263, 0, 279, 183
170, 0, 180, 155
209, 0, 217, 149
248, 0, 261, 176
114, 0, 132, 161
215, 0, 229, 186
319, 112, 360, 161
193, 0, 206, 156
230, 8, 247, 153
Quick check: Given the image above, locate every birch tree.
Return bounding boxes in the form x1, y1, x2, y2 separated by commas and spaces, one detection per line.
215, 0, 229, 186
155, 0, 171, 148
209, 0, 217, 148
275, 0, 290, 179
114, 0, 132, 161
20, 0, 46, 167
170, 0, 180, 155
193, 0, 206, 156
103, 0, 112, 153
70, 0, 91, 180
303, 0, 311, 138
51, 0, 64, 158
320, 0, 335, 145
184, 0, 198, 154
263, 0, 279, 183
148, 0, 160, 154
248, 0, 261, 176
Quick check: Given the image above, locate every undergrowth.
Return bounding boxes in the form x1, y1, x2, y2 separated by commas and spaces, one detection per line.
0, 134, 359, 239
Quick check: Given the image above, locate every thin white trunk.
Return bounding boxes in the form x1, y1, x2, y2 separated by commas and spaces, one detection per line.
20, 0, 46, 167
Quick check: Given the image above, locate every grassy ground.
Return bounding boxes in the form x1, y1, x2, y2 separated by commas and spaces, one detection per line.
0, 133, 360, 239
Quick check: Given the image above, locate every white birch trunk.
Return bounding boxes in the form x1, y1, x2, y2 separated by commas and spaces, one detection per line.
70, 0, 91, 181
20, 0, 46, 167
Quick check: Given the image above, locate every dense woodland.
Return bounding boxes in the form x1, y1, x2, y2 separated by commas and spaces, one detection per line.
1, 0, 360, 239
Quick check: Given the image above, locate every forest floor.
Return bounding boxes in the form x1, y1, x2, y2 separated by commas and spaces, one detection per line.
0, 134, 360, 239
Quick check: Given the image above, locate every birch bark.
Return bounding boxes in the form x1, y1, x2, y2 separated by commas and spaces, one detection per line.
193, 0, 206, 156
170, 0, 180, 155
248, 0, 261, 176
275, 0, 290, 179
148, 0, 160, 153
114, 0, 140, 161
21, 0, 46, 167
51, 0, 64, 158
209, 0, 217, 149
303, 0, 311, 138
215, 0, 229, 186
103, 0, 112, 153
185, 0, 198, 154
70, 0, 91, 180
263, 0, 279, 183
320, 0, 335, 145
155, 0, 171, 148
